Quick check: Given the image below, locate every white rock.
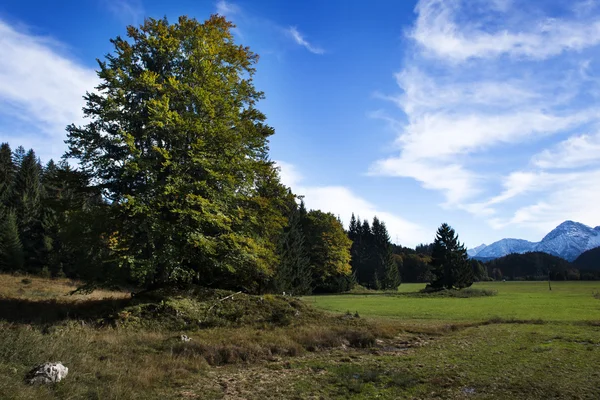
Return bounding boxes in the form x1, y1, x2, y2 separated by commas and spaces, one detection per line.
180, 334, 191, 342
26, 362, 68, 384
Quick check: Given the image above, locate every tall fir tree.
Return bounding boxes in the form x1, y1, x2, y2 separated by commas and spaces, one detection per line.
12, 146, 26, 169
372, 218, 400, 290
274, 197, 312, 295
429, 223, 473, 290
0, 210, 24, 272
13, 149, 47, 272
0, 143, 15, 209
352, 219, 374, 288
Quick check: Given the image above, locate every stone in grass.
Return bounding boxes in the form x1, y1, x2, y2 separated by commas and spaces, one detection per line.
26, 362, 69, 384
180, 334, 192, 342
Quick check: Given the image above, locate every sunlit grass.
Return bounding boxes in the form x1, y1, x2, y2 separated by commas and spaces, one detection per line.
304, 281, 600, 324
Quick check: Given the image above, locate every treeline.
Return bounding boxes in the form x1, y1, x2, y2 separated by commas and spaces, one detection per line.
488, 251, 600, 281
0, 142, 357, 294
0, 137, 497, 294
0, 144, 102, 278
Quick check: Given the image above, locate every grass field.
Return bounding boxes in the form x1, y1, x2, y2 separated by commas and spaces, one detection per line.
1, 276, 600, 399
305, 281, 600, 324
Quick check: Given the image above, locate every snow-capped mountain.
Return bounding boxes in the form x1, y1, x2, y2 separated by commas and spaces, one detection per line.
474, 239, 536, 259
536, 221, 600, 261
467, 244, 487, 258
470, 221, 600, 261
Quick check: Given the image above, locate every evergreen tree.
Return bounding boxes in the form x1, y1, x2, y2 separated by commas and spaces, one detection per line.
429, 223, 473, 290
470, 259, 488, 281
274, 198, 312, 295
13, 149, 47, 272
0, 210, 24, 272
350, 219, 372, 288
348, 213, 358, 241
0, 143, 15, 209
373, 219, 400, 290
12, 146, 25, 169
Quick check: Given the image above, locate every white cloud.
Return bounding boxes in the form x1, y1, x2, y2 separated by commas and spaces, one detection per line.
370, 0, 600, 236
216, 0, 241, 16
276, 160, 303, 188
489, 169, 600, 231
0, 19, 98, 162
276, 161, 429, 247
104, 0, 145, 24
286, 27, 324, 55
412, 0, 600, 62
370, 158, 480, 205
532, 133, 600, 169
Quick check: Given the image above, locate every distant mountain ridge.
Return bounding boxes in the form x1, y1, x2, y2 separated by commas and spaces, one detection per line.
466, 244, 487, 258
468, 221, 600, 261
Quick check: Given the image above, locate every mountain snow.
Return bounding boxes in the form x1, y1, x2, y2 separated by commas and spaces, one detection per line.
469, 220, 600, 261
467, 244, 487, 258
474, 239, 536, 259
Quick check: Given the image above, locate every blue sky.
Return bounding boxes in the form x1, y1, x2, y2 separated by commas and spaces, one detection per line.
2, 0, 600, 248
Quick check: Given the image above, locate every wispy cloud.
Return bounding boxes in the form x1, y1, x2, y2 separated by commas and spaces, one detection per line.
371, 0, 600, 236
216, 0, 241, 16
104, 0, 145, 24
286, 27, 324, 54
532, 132, 600, 169
276, 161, 428, 247
0, 18, 97, 162
412, 0, 600, 62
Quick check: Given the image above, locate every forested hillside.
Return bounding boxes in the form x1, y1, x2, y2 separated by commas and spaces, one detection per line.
485, 252, 579, 280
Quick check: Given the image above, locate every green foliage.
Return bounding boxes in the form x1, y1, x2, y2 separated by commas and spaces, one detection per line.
41, 161, 109, 280
470, 258, 489, 281
429, 223, 473, 290
486, 251, 574, 281
12, 149, 47, 273
348, 215, 400, 289
573, 247, 600, 280
65, 16, 286, 291
372, 217, 400, 290
274, 198, 312, 295
0, 210, 24, 272
304, 210, 352, 292
397, 253, 433, 283
0, 143, 15, 208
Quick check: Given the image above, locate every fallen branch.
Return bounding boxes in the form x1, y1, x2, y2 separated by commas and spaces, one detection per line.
206, 291, 242, 314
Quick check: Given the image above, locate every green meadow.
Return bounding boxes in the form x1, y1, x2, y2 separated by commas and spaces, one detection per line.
2, 277, 600, 399
305, 281, 600, 324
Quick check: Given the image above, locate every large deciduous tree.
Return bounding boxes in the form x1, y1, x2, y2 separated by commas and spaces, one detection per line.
65, 16, 286, 290
429, 223, 473, 290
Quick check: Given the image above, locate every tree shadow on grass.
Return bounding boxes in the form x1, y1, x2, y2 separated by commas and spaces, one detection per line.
0, 296, 132, 326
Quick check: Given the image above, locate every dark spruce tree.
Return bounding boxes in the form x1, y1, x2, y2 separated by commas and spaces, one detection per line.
274, 198, 312, 295
0, 143, 16, 209
0, 210, 24, 272
13, 149, 48, 273
429, 223, 473, 290
371, 217, 400, 290
12, 146, 26, 169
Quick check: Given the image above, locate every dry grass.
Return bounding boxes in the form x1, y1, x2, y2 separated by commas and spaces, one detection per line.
0, 274, 415, 399
0, 274, 129, 302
